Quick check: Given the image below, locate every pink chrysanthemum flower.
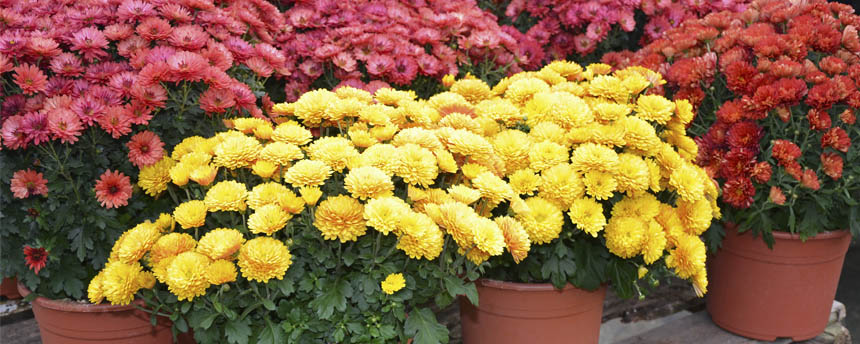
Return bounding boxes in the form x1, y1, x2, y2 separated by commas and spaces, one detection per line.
131, 83, 167, 108
10, 169, 48, 199
49, 53, 84, 76
124, 102, 154, 125
117, 0, 157, 22
245, 57, 273, 78
160, 4, 193, 23
71, 95, 106, 126
21, 112, 50, 146
1, 115, 28, 150
13, 64, 48, 95
26, 37, 61, 58
127, 130, 165, 167
168, 25, 208, 50
136, 17, 173, 41
199, 88, 236, 114
166, 51, 208, 82
47, 109, 84, 144
70, 27, 109, 61
98, 107, 133, 139
104, 23, 135, 41
94, 170, 133, 209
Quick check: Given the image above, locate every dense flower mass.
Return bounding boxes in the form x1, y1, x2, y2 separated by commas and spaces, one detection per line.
91, 61, 716, 305
603, 0, 859, 228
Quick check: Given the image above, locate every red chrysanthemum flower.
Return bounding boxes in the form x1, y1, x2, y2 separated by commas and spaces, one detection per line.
1, 115, 28, 150
20, 112, 50, 146
726, 121, 762, 150
98, 107, 133, 139
750, 161, 772, 184
840, 109, 856, 125
23, 246, 48, 275
130, 83, 168, 108
94, 170, 133, 209
69, 27, 109, 62
722, 177, 755, 209
136, 17, 173, 41
769, 186, 786, 205
783, 160, 803, 181
124, 102, 154, 125
168, 25, 208, 51
71, 95, 106, 126
806, 108, 831, 131
13, 64, 48, 95
821, 127, 851, 153
127, 130, 165, 167
771, 139, 802, 162
820, 152, 844, 180
801, 169, 821, 190
166, 51, 209, 82
720, 148, 756, 180
10, 169, 48, 199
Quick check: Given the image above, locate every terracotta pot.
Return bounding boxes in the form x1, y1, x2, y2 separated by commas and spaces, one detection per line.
460, 279, 607, 344
1, 277, 22, 299
17, 282, 174, 344
706, 229, 851, 341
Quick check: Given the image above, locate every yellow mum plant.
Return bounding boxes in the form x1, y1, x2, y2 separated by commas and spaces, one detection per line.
89, 61, 717, 343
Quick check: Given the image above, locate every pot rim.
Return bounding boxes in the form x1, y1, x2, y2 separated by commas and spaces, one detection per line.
476, 278, 606, 292
16, 282, 141, 313
769, 229, 850, 240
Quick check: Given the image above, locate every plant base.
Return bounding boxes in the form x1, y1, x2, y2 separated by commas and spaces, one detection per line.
706, 229, 851, 341
17, 283, 174, 344
460, 279, 606, 344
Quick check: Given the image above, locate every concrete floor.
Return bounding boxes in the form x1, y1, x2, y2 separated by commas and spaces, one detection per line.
835, 246, 859, 337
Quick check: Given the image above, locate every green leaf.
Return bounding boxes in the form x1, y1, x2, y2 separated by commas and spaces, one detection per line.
607, 260, 637, 299
181, 302, 192, 314
404, 307, 449, 344
225, 318, 252, 344
463, 282, 479, 307
276, 279, 294, 297
309, 278, 350, 319
256, 318, 283, 344
442, 276, 466, 298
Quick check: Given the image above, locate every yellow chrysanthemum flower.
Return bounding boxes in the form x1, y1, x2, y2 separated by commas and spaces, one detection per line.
169, 162, 192, 186
610, 193, 661, 220
677, 199, 713, 236
189, 164, 217, 186
206, 260, 238, 285
583, 170, 617, 201
272, 122, 313, 146
344, 166, 394, 200
237, 237, 292, 283
471, 216, 506, 256
665, 234, 706, 280
604, 216, 646, 258
475, 98, 522, 127
516, 197, 564, 245
619, 116, 660, 155
425, 202, 477, 250
508, 168, 542, 195
592, 102, 631, 122
260, 141, 304, 166
314, 195, 367, 243
88, 271, 106, 304
669, 164, 705, 202
451, 78, 492, 103
614, 153, 651, 194
359, 103, 396, 127
231, 117, 267, 134
283, 159, 333, 187
538, 163, 584, 209
396, 211, 444, 260
248, 204, 291, 235
294, 89, 338, 126
247, 182, 290, 209
174, 200, 207, 229
642, 220, 667, 265
588, 75, 627, 101
99, 261, 144, 305
196, 228, 245, 261
504, 78, 550, 106
374, 88, 416, 106
149, 232, 197, 265
110, 223, 161, 264
656, 204, 686, 247
568, 197, 606, 237
381, 273, 406, 295
349, 123, 377, 148
138, 271, 156, 289
204, 180, 247, 212
447, 184, 482, 204
299, 186, 323, 206
335, 86, 374, 103
325, 97, 364, 121
307, 137, 359, 173
526, 92, 593, 130
529, 140, 568, 171
495, 216, 530, 263
472, 172, 515, 206
438, 112, 482, 134
355, 143, 400, 175
590, 123, 627, 147
165, 251, 211, 301
138, 157, 175, 197
153, 213, 175, 232
437, 127, 494, 159
570, 142, 619, 173
364, 196, 411, 235
279, 191, 307, 214
213, 134, 262, 170
674, 99, 695, 125
635, 95, 675, 125
392, 127, 443, 151
171, 136, 206, 161
434, 149, 459, 173
394, 144, 438, 187
254, 123, 273, 141
492, 130, 531, 173
528, 122, 569, 147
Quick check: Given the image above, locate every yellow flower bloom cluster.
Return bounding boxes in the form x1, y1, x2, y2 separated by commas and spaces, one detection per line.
96, 61, 717, 305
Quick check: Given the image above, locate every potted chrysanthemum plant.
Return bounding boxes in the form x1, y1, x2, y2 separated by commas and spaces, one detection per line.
434, 62, 718, 344
0, 1, 287, 342
603, 0, 859, 340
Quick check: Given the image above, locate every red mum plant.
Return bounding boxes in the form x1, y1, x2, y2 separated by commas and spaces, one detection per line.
604, 0, 860, 242
94, 170, 133, 209
23, 246, 49, 275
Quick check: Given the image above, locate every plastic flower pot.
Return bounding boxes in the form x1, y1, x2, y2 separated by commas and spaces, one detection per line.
460, 279, 607, 344
706, 229, 851, 341
1, 277, 22, 299
16, 282, 174, 344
